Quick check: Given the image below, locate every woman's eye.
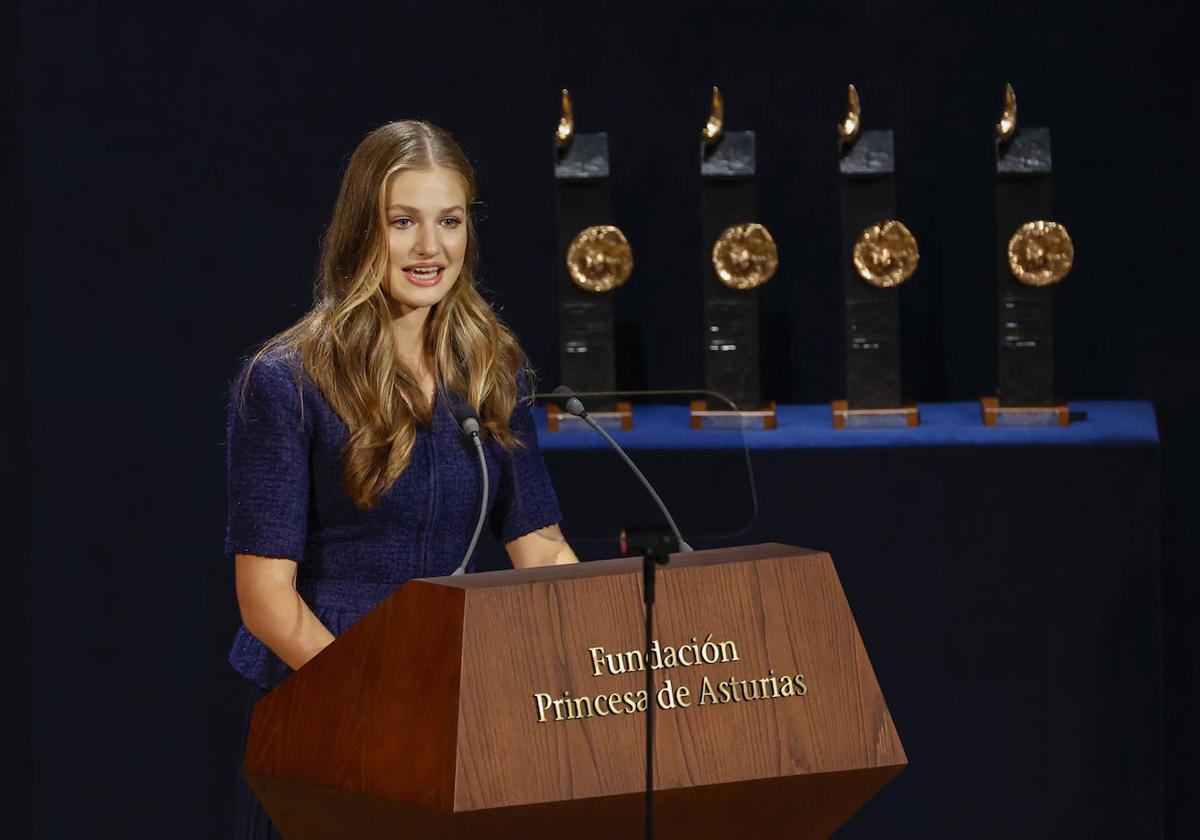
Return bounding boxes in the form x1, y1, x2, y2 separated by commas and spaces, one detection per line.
441, 217, 462, 228
390, 218, 412, 229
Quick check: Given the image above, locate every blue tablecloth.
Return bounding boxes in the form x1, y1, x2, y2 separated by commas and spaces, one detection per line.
534, 400, 1159, 451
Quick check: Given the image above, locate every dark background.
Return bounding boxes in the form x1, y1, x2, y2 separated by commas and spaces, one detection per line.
12, 0, 1196, 836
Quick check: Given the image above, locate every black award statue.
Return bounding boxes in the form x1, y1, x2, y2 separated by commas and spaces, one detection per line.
546, 90, 634, 431
689, 87, 779, 430
981, 84, 1074, 426
832, 85, 920, 429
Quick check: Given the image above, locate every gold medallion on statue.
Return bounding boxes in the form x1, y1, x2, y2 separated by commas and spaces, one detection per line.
566, 225, 633, 293
711, 222, 779, 291
853, 220, 919, 288
1007, 220, 1073, 287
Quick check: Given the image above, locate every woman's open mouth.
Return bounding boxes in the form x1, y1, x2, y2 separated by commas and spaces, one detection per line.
403, 264, 445, 287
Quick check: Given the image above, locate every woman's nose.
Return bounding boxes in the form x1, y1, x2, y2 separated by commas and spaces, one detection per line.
413, 226, 437, 256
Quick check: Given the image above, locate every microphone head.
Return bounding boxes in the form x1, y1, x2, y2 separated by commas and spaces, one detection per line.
553, 385, 586, 417
451, 399, 481, 436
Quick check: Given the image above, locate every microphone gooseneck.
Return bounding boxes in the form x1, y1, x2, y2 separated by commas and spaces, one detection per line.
451, 400, 488, 576
552, 386, 693, 553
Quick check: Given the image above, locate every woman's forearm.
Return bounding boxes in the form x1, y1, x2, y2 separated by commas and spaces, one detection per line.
507, 524, 580, 568
236, 554, 336, 671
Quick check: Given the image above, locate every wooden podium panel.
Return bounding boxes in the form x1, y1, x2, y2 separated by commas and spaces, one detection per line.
244, 544, 906, 838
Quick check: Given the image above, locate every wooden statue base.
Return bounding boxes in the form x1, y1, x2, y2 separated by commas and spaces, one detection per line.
689, 400, 776, 430
980, 397, 1069, 427
832, 401, 919, 429
545, 401, 633, 432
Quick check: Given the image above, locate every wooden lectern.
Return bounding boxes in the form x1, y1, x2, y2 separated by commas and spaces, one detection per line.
244, 544, 906, 838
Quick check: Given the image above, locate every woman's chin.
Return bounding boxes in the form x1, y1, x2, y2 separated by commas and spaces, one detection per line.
385, 278, 456, 316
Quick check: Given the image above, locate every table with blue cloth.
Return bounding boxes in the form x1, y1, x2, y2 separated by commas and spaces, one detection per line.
477, 401, 1162, 839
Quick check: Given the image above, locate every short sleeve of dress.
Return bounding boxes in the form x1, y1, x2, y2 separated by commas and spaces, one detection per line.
489, 372, 564, 544
224, 353, 313, 563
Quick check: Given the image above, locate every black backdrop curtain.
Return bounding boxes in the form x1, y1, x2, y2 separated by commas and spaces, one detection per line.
13, 0, 1197, 836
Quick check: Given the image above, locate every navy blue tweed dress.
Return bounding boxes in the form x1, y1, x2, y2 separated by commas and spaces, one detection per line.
225, 349, 562, 837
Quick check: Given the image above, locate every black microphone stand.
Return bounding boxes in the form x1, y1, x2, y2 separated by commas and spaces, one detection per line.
554, 386, 690, 839
642, 531, 675, 840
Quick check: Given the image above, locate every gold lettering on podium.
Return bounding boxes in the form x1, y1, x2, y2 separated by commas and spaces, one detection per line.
535, 634, 807, 723
588, 634, 740, 677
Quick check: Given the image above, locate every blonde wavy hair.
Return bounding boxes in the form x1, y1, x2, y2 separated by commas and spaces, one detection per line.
246, 120, 527, 509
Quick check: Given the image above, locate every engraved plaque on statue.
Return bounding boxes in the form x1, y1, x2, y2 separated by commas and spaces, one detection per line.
834, 85, 919, 429
983, 84, 1073, 427
691, 87, 778, 430
550, 90, 632, 430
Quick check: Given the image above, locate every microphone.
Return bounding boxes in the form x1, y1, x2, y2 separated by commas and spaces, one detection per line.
451, 399, 488, 576
552, 386, 693, 553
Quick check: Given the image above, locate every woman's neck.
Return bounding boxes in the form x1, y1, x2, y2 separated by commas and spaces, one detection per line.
389, 305, 435, 396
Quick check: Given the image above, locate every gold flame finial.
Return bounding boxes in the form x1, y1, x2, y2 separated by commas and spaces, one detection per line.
701, 86, 724, 144
838, 84, 862, 144
996, 83, 1017, 142
556, 89, 575, 148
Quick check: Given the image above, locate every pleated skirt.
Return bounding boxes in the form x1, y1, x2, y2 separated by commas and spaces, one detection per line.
234, 683, 283, 840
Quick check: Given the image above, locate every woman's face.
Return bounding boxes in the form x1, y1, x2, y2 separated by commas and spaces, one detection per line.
382, 167, 469, 316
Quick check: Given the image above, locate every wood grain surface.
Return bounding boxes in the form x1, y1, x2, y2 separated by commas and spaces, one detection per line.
244, 543, 906, 838
244, 581, 466, 809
